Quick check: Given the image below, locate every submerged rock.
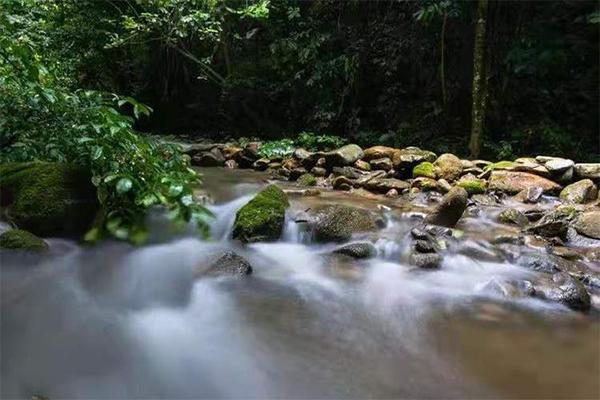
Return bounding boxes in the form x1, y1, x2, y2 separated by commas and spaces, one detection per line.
498, 208, 529, 227
204, 251, 253, 277
532, 272, 590, 311
409, 252, 443, 269
333, 242, 377, 259
560, 179, 598, 204
0, 162, 98, 237
309, 204, 378, 243
425, 186, 468, 228
232, 185, 290, 243
0, 229, 48, 251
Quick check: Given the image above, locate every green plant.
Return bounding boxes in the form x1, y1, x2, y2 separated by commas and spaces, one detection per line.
258, 138, 295, 158
295, 132, 346, 151
0, 8, 211, 243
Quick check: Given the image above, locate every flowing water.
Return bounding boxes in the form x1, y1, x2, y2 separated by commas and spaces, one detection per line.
1, 168, 599, 399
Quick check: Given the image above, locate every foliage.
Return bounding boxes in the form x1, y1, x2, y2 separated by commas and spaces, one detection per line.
258, 138, 295, 158
295, 132, 346, 151
0, 4, 211, 243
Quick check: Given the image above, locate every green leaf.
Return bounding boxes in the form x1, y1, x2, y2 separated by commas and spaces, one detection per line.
168, 184, 183, 197
116, 178, 133, 194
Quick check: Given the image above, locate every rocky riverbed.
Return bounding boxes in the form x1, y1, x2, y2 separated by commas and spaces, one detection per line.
1, 144, 599, 399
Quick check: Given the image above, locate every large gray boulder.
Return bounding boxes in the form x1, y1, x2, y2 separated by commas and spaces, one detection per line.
321, 144, 364, 167
308, 204, 379, 243
560, 179, 598, 204
425, 186, 468, 228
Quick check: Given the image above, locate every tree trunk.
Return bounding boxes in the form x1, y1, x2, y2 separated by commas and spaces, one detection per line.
440, 12, 448, 110
469, 0, 488, 158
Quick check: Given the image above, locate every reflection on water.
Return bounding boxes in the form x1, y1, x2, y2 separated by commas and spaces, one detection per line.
1, 169, 599, 399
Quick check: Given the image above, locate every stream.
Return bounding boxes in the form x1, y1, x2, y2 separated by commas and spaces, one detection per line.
1, 168, 599, 399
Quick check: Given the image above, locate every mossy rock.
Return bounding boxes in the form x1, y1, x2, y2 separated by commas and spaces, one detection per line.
0, 229, 48, 251
0, 162, 98, 237
457, 179, 487, 195
413, 162, 436, 179
483, 160, 515, 173
297, 173, 317, 187
232, 184, 290, 243
498, 208, 529, 227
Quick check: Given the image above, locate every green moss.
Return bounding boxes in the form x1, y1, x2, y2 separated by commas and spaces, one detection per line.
457, 179, 487, 194
0, 162, 98, 237
232, 184, 290, 243
498, 208, 528, 227
483, 160, 515, 173
0, 229, 48, 251
413, 162, 436, 178
297, 173, 317, 186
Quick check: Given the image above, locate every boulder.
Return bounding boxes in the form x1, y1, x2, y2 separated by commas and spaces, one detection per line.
574, 163, 600, 179
222, 146, 242, 160
309, 204, 378, 243
293, 148, 312, 161
363, 178, 410, 194
433, 153, 463, 182
488, 170, 561, 194
498, 208, 529, 227
574, 211, 600, 240
412, 162, 436, 179
525, 206, 579, 239
560, 179, 598, 204
297, 173, 317, 187
289, 167, 308, 181
385, 189, 399, 197
333, 242, 377, 259
532, 272, 590, 311
392, 147, 437, 172
0, 229, 48, 251
252, 158, 271, 171
544, 158, 574, 182
425, 186, 468, 228
0, 162, 98, 237
332, 166, 363, 179
204, 251, 253, 277
232, 185, 289, 243
370, 157, 393, 171
362, 145, 399, 161
321, 144, 364, 167
311, 167, 327, 177
192, 147, 225, 166
412, 177, 439, 191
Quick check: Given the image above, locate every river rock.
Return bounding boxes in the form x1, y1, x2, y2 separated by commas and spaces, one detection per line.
409, 252, 443, 269
412, 162, 436, 178
0, 162, 98, 237
412, 177, 439, 191
362, 146, 399, 161
425, 186, 468, 228
293, 148, 312, 161
289, 167, 308, 181
544, 158, 574, 173
392, 147, 437, 171
532, 272, 590, 311
311, 166, 327, 177
498, 208, 529, 227
370, 157, 393, 171
560, 179, 598, 204
297, 173, 317, 186
232, 184, 289, 243
513, 186, 544, 203
252, 158, 271, 171
309, 204, 378, 243
525, 206, 579, 238
488, 170, 561, 194
574, 163, 600, 179
332, 175, 354, 190
192, 147, 225, 166
332, 166, 364, 180
433, 153, 463, 182
333, 242, 377, 259
354, 159, 371, 171
0, 229, 48, 251
385, 189, 399, 197
574, 211, 600, 240
363, 178, 410, 194
224, 159, 238, 169
456, 173, 487, 195
204, 251, 253, 277
321, 144, 364, 167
